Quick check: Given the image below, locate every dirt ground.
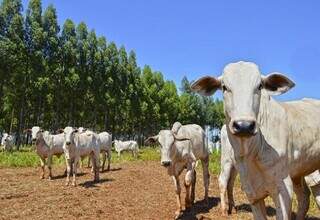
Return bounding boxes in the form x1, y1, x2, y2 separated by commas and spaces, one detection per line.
0, 161, 319, 220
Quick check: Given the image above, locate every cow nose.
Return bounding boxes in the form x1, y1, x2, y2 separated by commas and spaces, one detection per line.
32, 138, 36, 142
161, 161, 171, 167
66, 141, 71, 145
232, 120, 256, 136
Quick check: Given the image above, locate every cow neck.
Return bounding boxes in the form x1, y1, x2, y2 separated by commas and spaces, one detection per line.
35, 133, 46, 149
257, 91, 285, 137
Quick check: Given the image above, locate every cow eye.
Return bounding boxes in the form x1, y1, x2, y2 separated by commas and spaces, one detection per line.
222, 85, 229, 92
258, 83, 263, 91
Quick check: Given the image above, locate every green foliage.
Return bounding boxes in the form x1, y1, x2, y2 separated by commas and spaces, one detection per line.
0, 0, 224, 148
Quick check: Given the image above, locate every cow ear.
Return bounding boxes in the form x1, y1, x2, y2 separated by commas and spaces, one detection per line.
173, 133, 190, 142
191, 76, 222, 96
145, 135, 159, 145
262, 73, 295, 95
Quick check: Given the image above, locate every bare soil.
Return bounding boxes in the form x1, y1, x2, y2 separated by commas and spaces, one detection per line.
0, 161, 319, 220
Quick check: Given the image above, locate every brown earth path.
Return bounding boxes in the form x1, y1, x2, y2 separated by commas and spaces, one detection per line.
0, 161, 319, 220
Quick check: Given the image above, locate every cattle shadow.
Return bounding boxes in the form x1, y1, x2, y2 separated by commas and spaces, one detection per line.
51, 172, 86, 180
236, 203, 276, 216
236, 203, 320, 220
101, 167, 122, 173
178, 197, 220, 220
79, 178, 114, 188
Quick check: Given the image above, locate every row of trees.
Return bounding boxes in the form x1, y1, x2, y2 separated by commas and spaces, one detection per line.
0, 0, 224, 146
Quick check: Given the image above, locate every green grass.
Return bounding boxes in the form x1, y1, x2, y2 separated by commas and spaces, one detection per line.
0, 146, 220, 173
0, 146, 163, 168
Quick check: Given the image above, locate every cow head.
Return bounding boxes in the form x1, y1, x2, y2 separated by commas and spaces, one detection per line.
191, 61, 295, 137
78, 127, 87, 133
31, 126, 43, 142
146, 130, 190, 167
1, 133, 8, 145
63, 126, 78, 146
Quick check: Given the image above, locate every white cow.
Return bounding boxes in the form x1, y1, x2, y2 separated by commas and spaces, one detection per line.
62, 126, 100, 186
98, 132, 112, 171
28, 126, 65, 179
145, 122, 210, 219
81, 129, 112, 172
219, 125, 320, 216
1, 133, 14, 151
114, 140, 138, 158
192, 61, 320, 220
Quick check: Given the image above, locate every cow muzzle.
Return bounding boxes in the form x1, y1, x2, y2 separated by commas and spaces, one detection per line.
66, 141, 71, 145
161, 161, 171, 167
232, 120, 256, 137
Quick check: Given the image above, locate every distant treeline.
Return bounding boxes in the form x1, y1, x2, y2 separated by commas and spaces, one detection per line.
0, 0, 224, 146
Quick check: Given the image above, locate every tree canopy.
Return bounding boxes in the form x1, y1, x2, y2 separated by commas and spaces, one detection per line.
0, 0, 224, 146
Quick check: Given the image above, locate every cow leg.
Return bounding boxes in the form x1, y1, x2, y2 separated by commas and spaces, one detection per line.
172, 175, 182, 219
72, 158, 78, 187
191, 169, 197, 204
201, 156, 210, 205
219, 161, 233, 216
293, 177, 310, 220
184, 162, 195, 209
251, 199, 267, 220
92, 151, 100, 182
310, 184, 320, 209
101, 151, 106, 172
227, 166, 237, 214
65, 159, 71, 186
39, 157, 46, 179
87, 156, 91, 168
273, 176, 293, 220
47, 154, 53, 180
106, 149, 111, 171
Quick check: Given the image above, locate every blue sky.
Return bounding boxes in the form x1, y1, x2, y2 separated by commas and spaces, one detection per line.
22, 0, 320, 100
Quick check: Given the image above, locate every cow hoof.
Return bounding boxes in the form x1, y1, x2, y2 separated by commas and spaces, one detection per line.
40, 176, 44, 180
48, 176, 52, 180
220, 210, 228, 217
174, 211, 182, 219
72, 182, 76, 187
65, 182, 69, 186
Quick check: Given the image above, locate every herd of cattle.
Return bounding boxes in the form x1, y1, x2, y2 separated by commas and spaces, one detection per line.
1, 61, 320, 220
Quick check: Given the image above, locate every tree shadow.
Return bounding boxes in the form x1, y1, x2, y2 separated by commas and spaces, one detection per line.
79, 178, 114, 188
178, 197, 220, 220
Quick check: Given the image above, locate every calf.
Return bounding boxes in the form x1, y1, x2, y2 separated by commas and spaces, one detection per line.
28, 126, 64, 179
114, 140, 138, 158
62, 126, 100, 186
1, 133, 14, 151
146, 122, 210, 219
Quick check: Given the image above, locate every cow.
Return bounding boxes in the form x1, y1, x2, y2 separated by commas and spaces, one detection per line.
62, 126, 100, 186
114, 140, 139, 158
219, 125, 320, 216
191, 61, 320, 220
98, 132, 112, 171
27, 126, 65, 179
145, 122, 210, 219
1, 133, 14, 151
76, 128, 112, 172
